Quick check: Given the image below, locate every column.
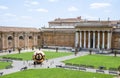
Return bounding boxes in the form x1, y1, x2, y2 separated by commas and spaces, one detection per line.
28, 34, 29, 49
2, 34, 4, 49
24, 33, 27, 49
93, 31, 95, 48
79, 31, 82, 48
14, 33, 17, 50
36, 35, 38, 46
109, 31, 112, 49
84, 31, 86, 48
18, 35, 19, 48
97, 31, 100, 49
5, 35, 8, 49
88, 31, 90, 48
33, 34, 36, 48
75, 31, 79, 47
102, 31, 105, 49
107, 31, 110, 49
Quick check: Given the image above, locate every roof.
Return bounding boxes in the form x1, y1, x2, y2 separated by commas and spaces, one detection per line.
0, 26, 40, 32
49, 16, 83, 23
49, 16, 119, 24
41, 28, 75, 32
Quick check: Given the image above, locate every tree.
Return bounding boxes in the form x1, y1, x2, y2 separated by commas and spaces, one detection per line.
114, 50, 117, 57
18, 47, 21, 54
56, 47, 58, 52
89, 49, 92, 55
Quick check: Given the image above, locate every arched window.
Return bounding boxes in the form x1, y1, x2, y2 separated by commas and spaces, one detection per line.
8, 36, 13, 40
29, 36, 33, 39
38, 36, 40, 39
19, 36, 24, 40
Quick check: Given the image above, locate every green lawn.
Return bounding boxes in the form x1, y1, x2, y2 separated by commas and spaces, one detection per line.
0, 51, 72, 60
0, 61, 12, 69
64, 54, 120, 69
0, 68, 114, 78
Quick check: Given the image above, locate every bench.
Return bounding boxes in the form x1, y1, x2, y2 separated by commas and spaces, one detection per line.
79, 67, 86, 71
0, 59, 12, 62
56, 65, 62, 68
96, 69, 104, 73
109, 71, 118, 75
109, 68, 118, 75
0, 72, 3, 76
20, 66, 27, 71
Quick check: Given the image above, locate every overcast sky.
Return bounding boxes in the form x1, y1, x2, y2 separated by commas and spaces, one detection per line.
0, 0, 119, 28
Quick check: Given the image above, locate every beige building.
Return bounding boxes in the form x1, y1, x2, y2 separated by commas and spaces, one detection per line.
0, 26, 41, 52
42, 16, 120, 50
0, 16, 120, 52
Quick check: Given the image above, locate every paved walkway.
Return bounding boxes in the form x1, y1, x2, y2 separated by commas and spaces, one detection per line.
0, 49, 119, 76
0, 51, 88, 75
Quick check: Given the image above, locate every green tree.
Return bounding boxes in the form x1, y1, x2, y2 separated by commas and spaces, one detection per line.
114, 50, 117, 57
89, 49, 92, 55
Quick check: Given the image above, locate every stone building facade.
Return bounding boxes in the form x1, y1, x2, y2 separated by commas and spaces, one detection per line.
0, 26, 41, 52
1, 16, 120, 52
42, 16, 120, 50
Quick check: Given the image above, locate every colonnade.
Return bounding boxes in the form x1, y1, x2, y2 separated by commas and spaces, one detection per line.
75, 31, 111, 49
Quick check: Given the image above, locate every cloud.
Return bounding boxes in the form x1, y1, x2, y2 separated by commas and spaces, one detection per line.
35, 8, 48, 12
30, 1, 39, 5
20, 16, 32, 20
24, 1, 39, 7
68, 6, 78, 11
48, 0, 58, 2
0, 5, 8, 10
90, 3, 111, 9
4, 13, 16, 17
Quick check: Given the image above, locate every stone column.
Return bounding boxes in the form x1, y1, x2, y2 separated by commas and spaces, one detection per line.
24, 33, 26, 49
75, 31, 79, 47
18, 34, 19, 48
14, 33, 17, 50
28, 34, 29, 49
109, 31, 112, 49
84, 31, 86, 48
97, 31, 100, 49
102, 31, 105, 49
93, 31, 95, 48
33, 33, 36, 48
107, 31, 110, 49
2, 33, 5, 49
35, 34, 38, 47
5, 35, 7, 49
79, 31, 82, 48
88, 31, 90, 48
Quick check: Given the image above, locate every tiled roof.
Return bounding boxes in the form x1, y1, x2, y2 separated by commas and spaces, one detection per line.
0, 26, 40, 32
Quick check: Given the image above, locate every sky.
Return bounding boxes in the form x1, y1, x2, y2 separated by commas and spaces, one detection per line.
0, 0, 120, 28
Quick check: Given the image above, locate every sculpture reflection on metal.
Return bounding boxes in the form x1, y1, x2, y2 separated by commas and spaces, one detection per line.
32, 49, 45, 65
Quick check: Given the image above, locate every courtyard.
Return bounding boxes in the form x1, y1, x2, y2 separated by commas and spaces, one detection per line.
0, 49, 119, 78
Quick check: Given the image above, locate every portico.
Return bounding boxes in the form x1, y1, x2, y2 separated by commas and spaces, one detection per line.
75, 23, 113, 50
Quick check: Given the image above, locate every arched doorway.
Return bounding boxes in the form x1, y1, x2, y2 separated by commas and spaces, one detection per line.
19, 36, 24, 49
8, 36, 13, 49
29, 36, 33, 49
